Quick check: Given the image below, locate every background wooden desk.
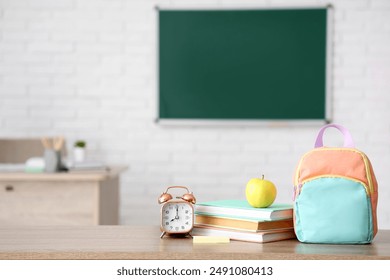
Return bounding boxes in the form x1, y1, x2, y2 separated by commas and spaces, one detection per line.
0, 226, 389, 260
0, 166, 126, 226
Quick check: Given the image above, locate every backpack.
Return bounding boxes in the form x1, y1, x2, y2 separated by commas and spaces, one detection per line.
293, 124, 378, 244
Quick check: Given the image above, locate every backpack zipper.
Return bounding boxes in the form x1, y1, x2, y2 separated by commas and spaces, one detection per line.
294, 174, 370, 200
360, 152, 374, 194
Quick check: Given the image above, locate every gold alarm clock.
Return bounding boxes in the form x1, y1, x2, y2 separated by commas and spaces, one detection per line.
158, 186, 196, 238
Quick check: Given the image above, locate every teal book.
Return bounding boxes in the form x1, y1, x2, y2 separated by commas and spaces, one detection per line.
195, 200, 293, 220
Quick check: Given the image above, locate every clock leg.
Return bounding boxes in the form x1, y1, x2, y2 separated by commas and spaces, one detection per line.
188, 232, 193, 238
160, 232, 166, 238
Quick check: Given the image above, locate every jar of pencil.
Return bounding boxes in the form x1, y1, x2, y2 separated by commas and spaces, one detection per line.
41, 137, 64, 173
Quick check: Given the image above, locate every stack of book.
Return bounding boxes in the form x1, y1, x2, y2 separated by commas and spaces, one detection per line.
192, 200, 295, 243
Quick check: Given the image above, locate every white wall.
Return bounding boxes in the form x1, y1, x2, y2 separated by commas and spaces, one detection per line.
1, 0, 390, 228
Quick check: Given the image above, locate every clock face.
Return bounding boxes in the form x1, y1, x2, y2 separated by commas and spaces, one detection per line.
161, 202, 194, 233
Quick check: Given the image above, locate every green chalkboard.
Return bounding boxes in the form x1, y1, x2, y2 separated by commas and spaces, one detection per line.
158, 8, 329, 122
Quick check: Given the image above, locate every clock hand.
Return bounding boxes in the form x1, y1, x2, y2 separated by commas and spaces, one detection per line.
175, 205, 179, 219
169, 205, 179, 222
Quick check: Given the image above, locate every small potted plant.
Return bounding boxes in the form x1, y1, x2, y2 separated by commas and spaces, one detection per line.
73, 140, 86, 163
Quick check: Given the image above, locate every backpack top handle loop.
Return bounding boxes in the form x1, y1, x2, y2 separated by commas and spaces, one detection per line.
314, 124, 355, 148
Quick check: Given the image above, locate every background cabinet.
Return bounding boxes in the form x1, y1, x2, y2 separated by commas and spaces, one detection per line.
0, 167, 125, 225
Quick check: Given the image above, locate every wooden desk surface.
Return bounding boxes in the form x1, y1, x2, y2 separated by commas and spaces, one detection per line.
0, 166, 127, 182
0, 226, 389, 260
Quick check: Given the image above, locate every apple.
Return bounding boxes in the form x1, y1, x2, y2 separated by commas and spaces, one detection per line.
245, 175, 277, 208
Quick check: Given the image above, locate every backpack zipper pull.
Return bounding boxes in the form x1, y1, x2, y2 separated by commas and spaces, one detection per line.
292, 183, 302, 201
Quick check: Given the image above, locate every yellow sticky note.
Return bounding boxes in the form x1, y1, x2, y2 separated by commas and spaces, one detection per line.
193, 236, 230, 244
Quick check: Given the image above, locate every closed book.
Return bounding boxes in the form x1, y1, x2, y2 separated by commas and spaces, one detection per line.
195, 214, 293, 232
195, 200, 293, 220
68, 161, 109, 171
192, 225, 296, 243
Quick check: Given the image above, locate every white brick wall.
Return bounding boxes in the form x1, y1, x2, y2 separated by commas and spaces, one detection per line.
1, 0, 390, 228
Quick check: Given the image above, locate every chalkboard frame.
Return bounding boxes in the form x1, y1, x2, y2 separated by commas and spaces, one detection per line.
156, 6, 333, 126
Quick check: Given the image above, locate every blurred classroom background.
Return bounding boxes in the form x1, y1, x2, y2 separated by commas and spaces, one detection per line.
0, 0, 389, 228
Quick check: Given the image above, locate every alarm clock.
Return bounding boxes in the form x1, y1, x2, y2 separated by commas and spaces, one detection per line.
158, 186, 196, 238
